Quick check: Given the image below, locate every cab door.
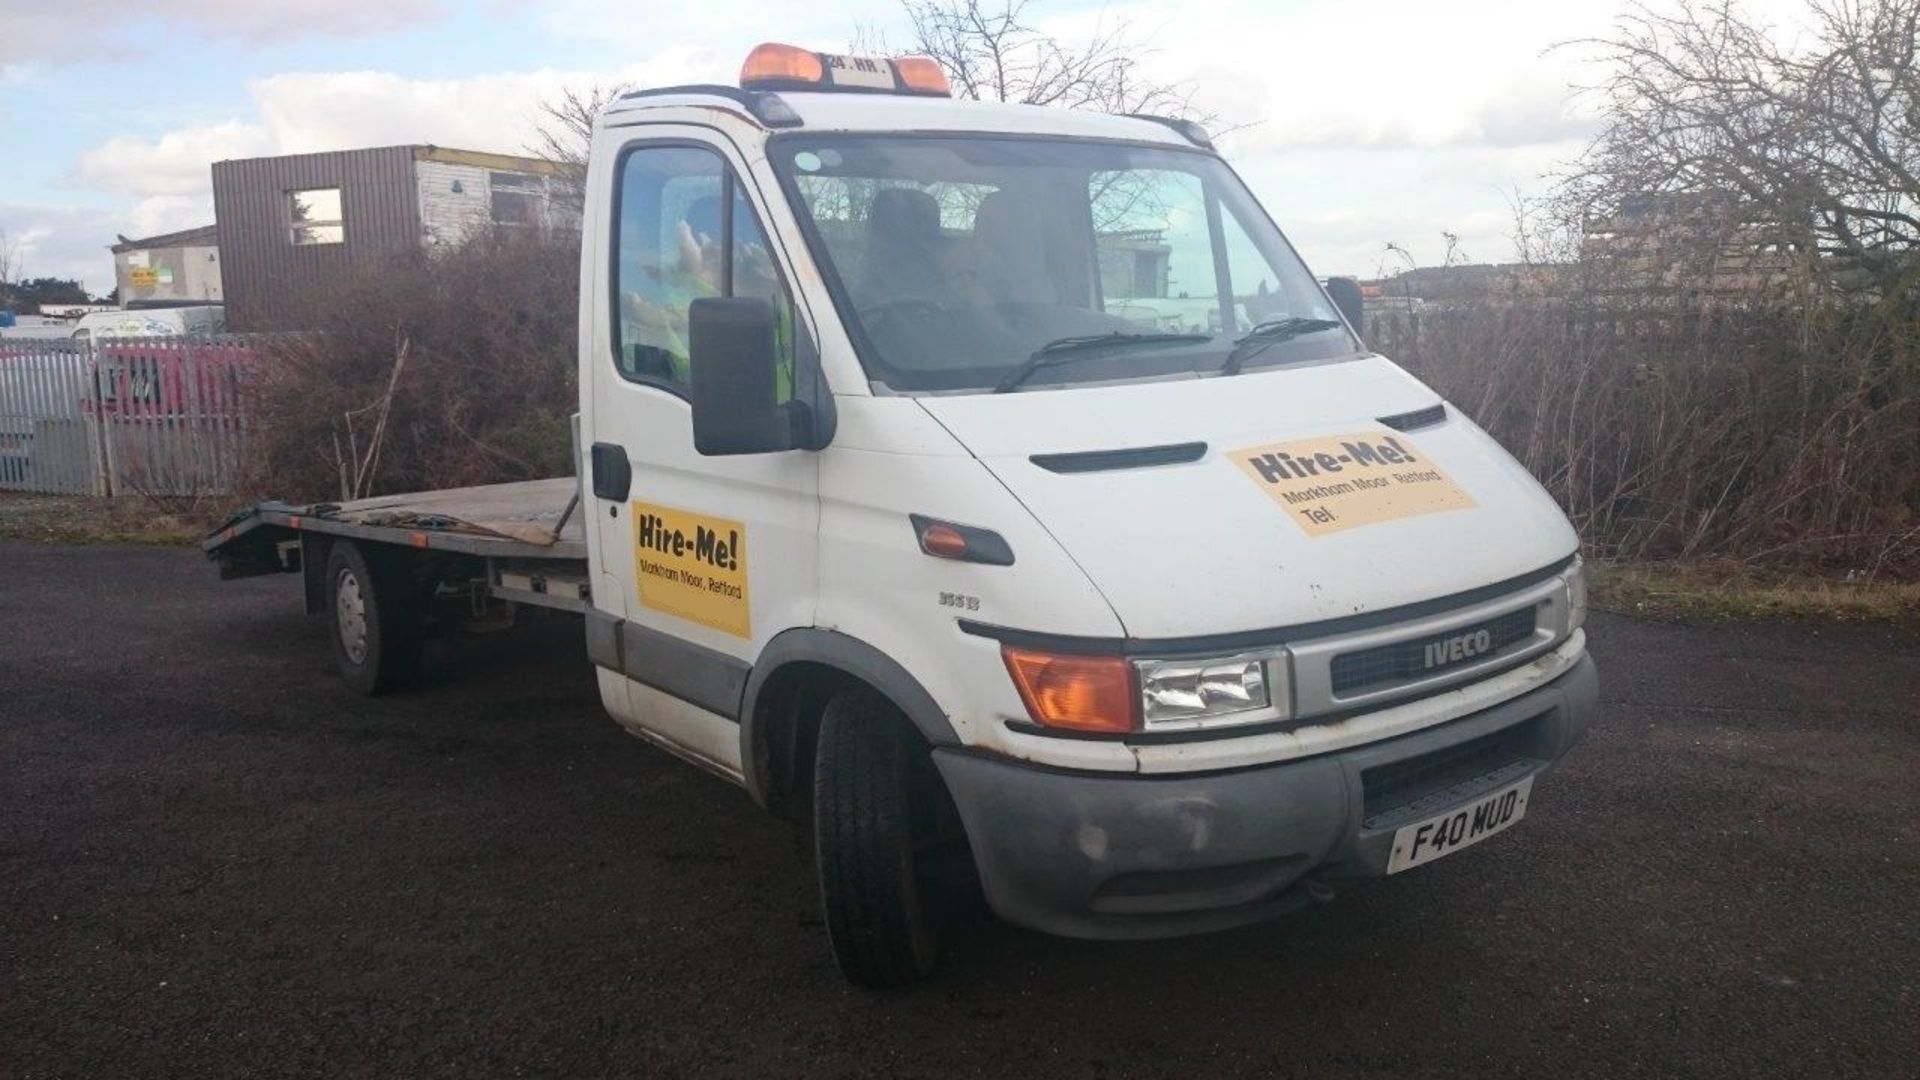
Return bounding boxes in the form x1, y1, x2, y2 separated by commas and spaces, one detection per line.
585, 128, 820, 777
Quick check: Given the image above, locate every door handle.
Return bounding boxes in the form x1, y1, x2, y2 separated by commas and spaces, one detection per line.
590, 442, 632, 502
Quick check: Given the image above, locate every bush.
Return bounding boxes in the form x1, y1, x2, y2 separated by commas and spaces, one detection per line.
245, 224, 1917, 581
246, 230, 579, 502
1373, 297, 1920, 578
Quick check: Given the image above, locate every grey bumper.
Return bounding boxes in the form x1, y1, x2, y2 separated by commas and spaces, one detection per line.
934, 654, 1598, 940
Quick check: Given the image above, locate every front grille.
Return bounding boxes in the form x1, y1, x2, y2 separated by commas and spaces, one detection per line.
1330, 605, 1538, 696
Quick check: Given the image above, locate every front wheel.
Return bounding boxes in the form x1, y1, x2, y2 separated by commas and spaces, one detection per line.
326, 541, 423, 695
813, 688, 941, 987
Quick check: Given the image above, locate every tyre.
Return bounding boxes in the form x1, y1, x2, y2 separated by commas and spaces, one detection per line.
326, 541, 423, 695
813, 688, 941, 987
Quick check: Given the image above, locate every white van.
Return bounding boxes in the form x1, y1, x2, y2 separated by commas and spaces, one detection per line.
70, 305, 224, 340
207, 45, 1596, 986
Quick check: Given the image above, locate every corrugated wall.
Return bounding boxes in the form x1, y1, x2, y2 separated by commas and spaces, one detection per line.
211, 146, 423, 331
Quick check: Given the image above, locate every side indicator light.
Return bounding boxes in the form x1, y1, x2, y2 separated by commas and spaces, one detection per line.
920, 522, 970, 559
910, 514, 1014, 566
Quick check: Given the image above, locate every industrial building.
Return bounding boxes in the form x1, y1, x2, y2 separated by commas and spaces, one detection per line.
110, 224, 223, 308
210, 145, 577, 330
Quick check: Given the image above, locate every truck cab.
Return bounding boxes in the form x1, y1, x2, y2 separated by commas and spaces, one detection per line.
574, 45, 1596, 983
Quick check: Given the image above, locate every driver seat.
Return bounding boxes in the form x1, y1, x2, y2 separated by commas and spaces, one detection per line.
859, 188, 948, 306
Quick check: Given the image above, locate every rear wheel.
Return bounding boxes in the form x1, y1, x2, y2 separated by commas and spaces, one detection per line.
326, 541, 423, 695
813, 688, 941, 987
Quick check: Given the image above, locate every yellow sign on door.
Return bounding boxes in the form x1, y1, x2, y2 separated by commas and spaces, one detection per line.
1229, 430, 1475, 536
630, 500, 751, 637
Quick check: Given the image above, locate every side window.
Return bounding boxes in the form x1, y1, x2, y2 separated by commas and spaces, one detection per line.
614, 145, 797, 398
727, 183, 797, 402
615, 148, 723, 388
1219, 202, 1334, 330
1089, 169, 1221, 335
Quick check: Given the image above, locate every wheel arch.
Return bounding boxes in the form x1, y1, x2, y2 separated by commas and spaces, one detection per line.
741, 628, 960, 817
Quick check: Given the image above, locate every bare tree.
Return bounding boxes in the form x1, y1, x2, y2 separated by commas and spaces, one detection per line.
0, 227, 18, 287
531, 1, 1224, 211
530, 82, 631, 208
1563, 0, 1920, 297
534, 2, 1220, 160
0, 227, 21, 315
891, 0, 1208, 120
877, 1, 1230, 237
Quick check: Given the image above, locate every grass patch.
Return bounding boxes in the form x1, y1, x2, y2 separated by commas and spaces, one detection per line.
1589, 559, 1920, 625
0, 492, 225, 547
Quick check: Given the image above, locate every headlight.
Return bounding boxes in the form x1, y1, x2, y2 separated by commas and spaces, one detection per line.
1135, 653, 1289, 731
1567, 560, 1588, 633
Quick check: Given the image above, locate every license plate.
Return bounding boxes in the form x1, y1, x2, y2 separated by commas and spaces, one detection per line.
1386, 776, 1532, 874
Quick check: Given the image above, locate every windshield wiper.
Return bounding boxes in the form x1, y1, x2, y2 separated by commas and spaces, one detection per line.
1218, 318, 1347, 376
994, 332, 1212, 393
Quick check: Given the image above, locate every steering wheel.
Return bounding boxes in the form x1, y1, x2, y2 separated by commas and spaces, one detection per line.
861, 297, 947, 333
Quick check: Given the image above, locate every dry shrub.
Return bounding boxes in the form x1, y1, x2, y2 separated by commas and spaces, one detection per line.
1374, 298, 1920, 579
240, 218, 1916, 580
246, 230, 579, 502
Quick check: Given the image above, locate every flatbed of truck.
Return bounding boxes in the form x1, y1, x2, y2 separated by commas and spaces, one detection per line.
205, 477, 586, 562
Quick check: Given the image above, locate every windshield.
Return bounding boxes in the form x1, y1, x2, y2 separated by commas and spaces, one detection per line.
771, 135, 1356, 393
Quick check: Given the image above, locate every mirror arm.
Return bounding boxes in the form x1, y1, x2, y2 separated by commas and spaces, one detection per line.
783, 400, 814, 449
782, 392, 836, 452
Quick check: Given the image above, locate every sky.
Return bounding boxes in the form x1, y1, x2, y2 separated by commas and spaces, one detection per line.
0, 0, 1788, 295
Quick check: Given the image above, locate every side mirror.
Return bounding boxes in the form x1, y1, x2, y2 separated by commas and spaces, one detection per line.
1325, 276, 1364, 336
688, 296, 791, 456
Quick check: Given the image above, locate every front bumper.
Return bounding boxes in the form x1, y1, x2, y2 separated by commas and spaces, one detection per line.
933, 654, 1597, 940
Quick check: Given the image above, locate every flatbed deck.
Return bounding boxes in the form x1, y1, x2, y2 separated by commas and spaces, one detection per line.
205, 477, 587, 562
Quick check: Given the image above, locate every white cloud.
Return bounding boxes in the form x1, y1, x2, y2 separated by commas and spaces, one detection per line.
45, 46, 747, 293
1070, 0, 1638, 273
0, 194, 218, 294
533, 0, 897, 54
249, 54, 725, 155
126, 194, 217, 238
1095, 0, 1611, 153
72, 123, 275, 197
64, 50, 732, 210
43, 0, 1828, 284
1, 202, 124, 294
1, 0, 445, 70
167, 0, 444, 41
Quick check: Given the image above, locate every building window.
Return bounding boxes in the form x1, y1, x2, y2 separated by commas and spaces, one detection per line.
490, 190, 540, 228
289, 188, 344, 245
489, 172, 544, 228
490, 171, 540, 192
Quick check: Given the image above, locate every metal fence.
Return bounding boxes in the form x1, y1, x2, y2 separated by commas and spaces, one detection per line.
0, 335, 257, 497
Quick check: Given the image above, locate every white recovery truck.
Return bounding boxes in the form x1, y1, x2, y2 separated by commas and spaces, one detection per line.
206, 44, 1598, 986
